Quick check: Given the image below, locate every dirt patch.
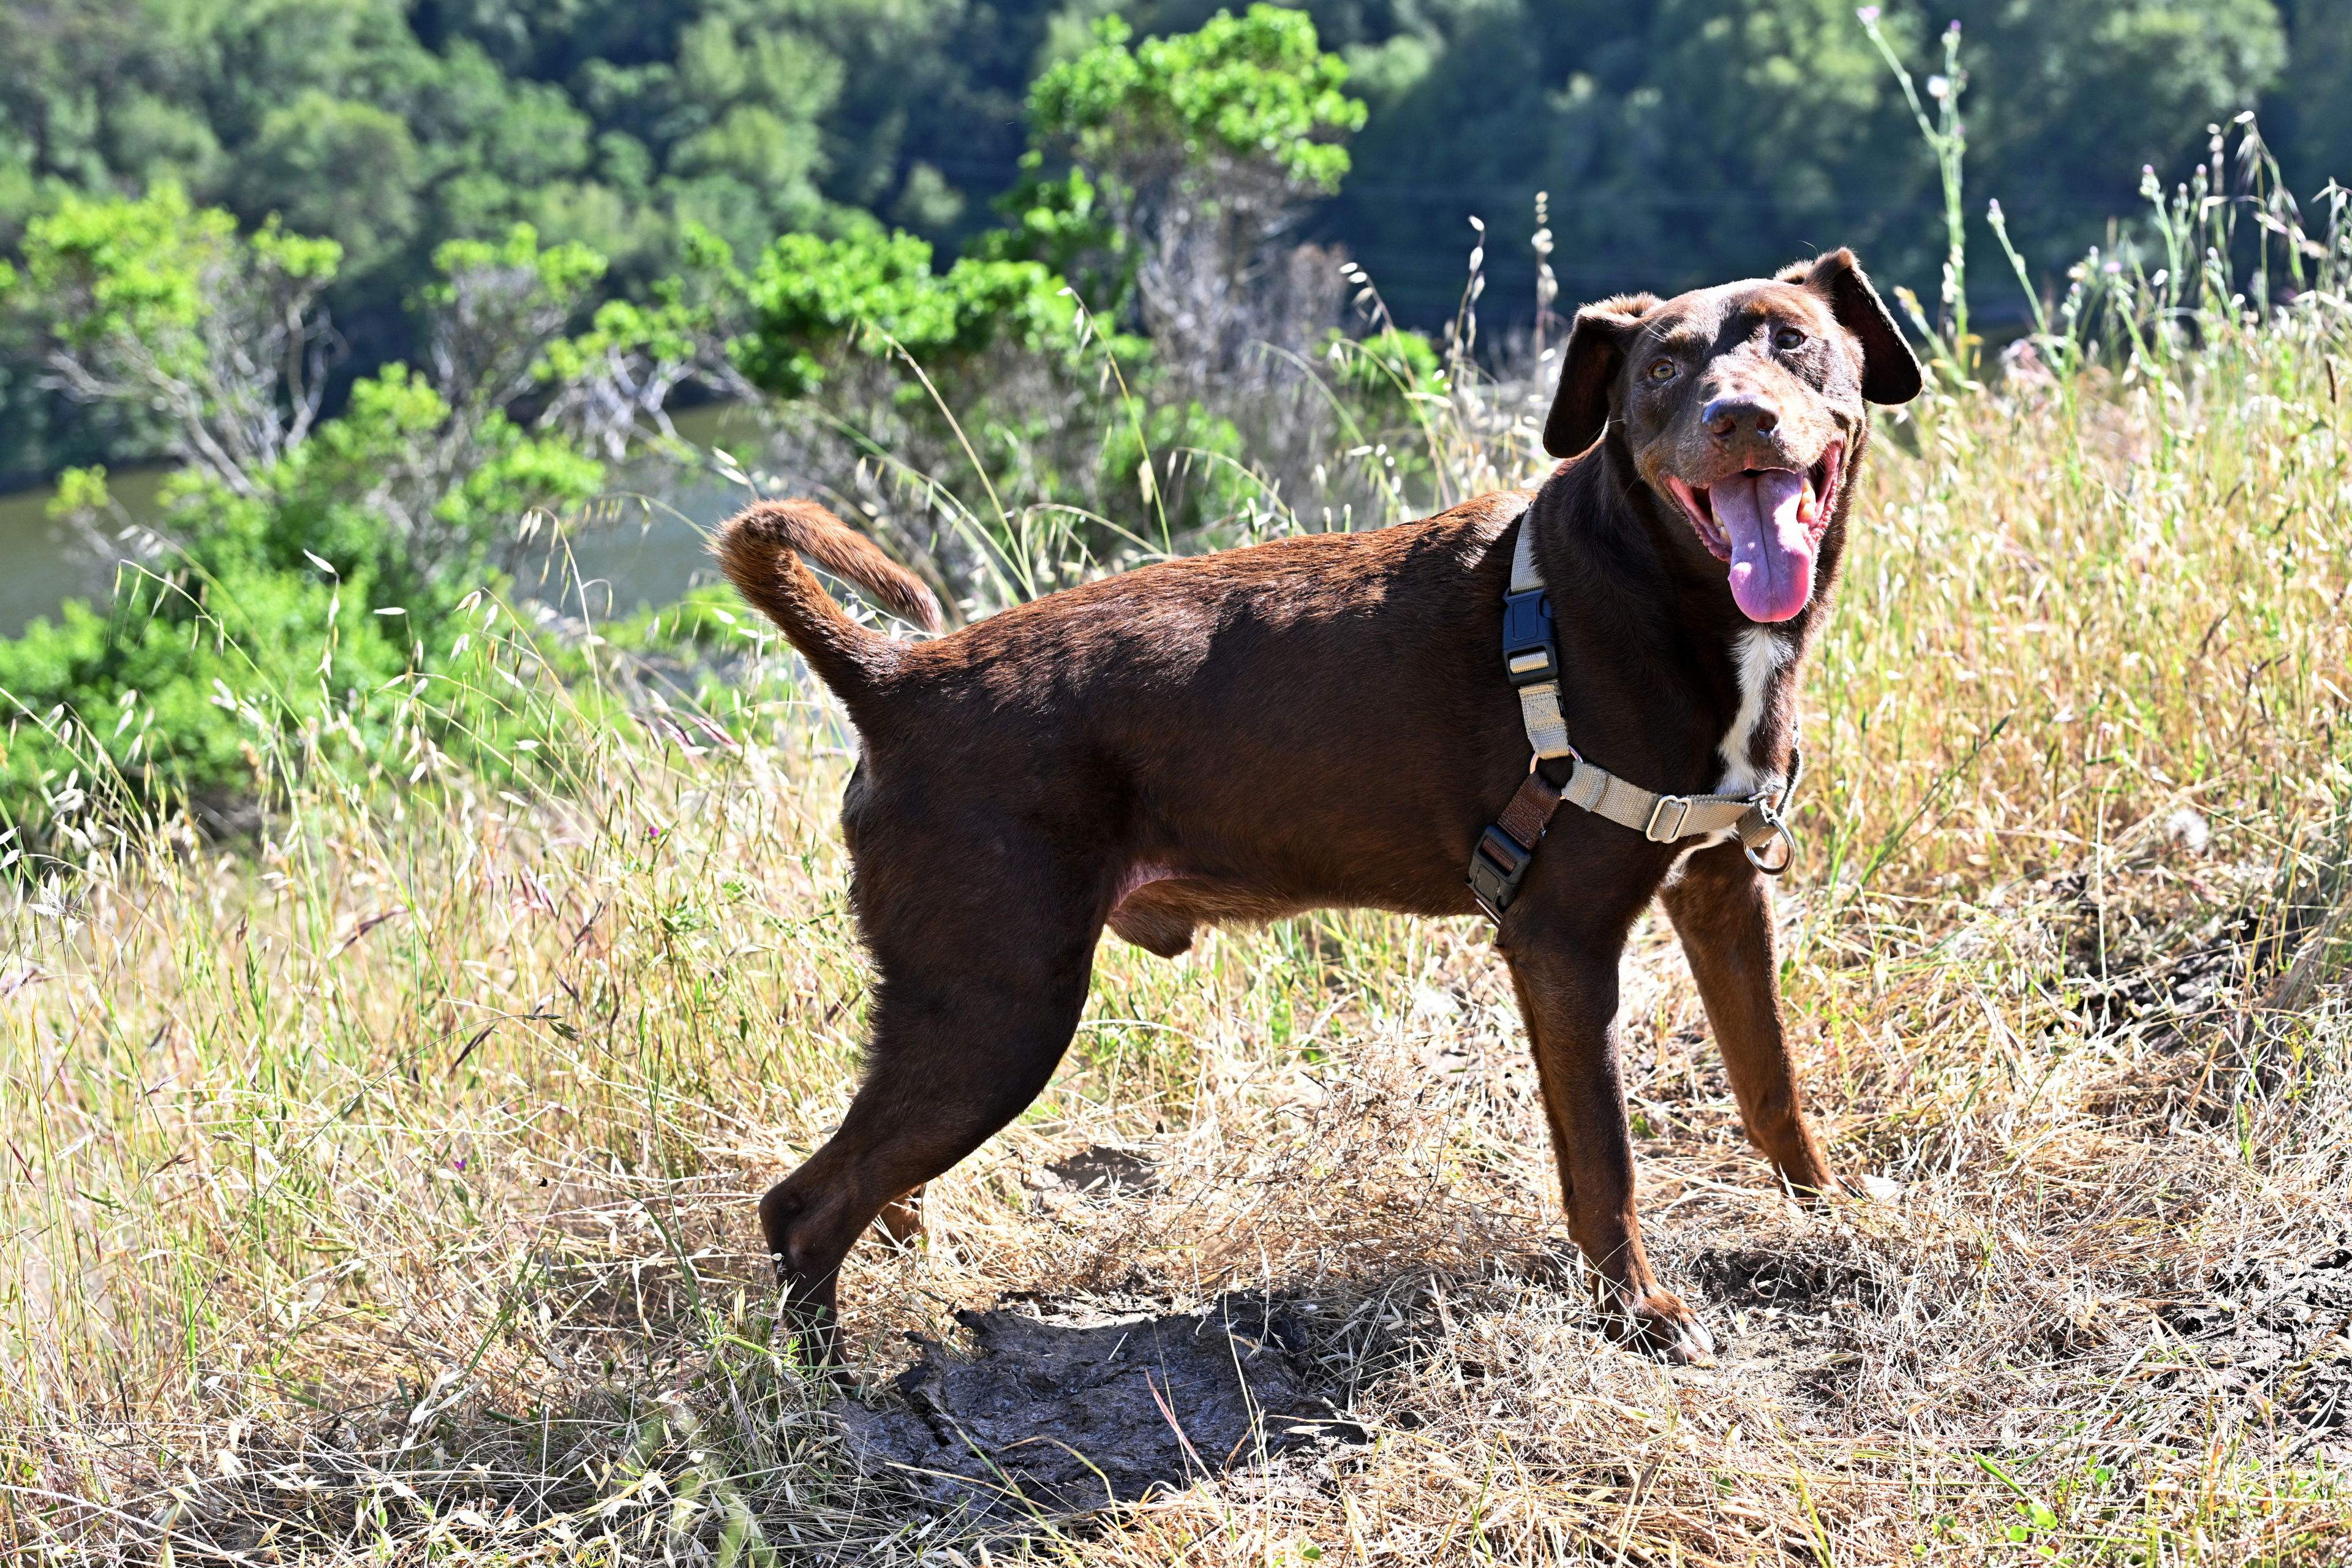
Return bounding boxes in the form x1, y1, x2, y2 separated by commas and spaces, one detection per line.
1042, 1142, 1161, 1197
2052, 864, 2340, 1046
831, 1295, 1350, 1528
1678, 1245, 1884, 1414
1689, 1246, 1883, 1314
2166, 1245, 2352, 1440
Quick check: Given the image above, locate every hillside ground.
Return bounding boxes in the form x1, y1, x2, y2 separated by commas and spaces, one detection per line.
4, 303, 2352, 1563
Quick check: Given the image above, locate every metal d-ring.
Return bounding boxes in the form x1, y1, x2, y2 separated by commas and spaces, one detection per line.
1745, 813, 1798, 876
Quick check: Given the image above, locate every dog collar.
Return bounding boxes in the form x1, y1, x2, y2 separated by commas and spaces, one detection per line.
1467, 520, 1802, 921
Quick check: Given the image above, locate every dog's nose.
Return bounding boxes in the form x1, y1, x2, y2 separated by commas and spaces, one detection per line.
1703, 396, 1779, 440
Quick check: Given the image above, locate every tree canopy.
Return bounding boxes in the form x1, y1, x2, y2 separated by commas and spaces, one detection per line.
0, 0, 2334, 475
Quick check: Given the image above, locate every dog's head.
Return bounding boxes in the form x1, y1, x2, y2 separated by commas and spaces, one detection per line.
1542, 249, 1922, 623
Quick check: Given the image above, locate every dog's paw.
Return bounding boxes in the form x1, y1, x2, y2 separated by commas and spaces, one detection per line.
1610, 1289, 1716, 1366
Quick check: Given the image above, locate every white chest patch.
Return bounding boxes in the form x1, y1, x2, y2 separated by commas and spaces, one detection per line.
1714, 627, 1790, 796
1660, 628, 1796, 883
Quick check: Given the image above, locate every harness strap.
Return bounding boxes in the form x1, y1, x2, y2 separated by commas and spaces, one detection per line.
1467, 520, 1802, 922
1563, 754, 1796, 851
1508, 522, 1575, 760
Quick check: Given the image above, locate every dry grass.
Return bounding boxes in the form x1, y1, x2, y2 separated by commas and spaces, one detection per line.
6, 271, 2352, 1564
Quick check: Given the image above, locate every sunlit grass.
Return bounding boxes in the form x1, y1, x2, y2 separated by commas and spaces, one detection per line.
5, 243, 2352, 1562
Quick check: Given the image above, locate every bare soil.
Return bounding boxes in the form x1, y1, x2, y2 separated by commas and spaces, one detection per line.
831, 1294, 1352, 1529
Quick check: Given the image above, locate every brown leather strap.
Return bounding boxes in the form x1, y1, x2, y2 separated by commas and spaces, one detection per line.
1494, 768, 1564, 851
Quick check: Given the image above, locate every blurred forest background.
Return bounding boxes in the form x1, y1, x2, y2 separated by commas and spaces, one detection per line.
0, 0, 2340, 822
0, 0, 2339, 484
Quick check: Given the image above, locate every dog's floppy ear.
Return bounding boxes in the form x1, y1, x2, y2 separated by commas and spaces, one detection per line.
1790, 248, 1922, 405
1543, 292, 1660, 458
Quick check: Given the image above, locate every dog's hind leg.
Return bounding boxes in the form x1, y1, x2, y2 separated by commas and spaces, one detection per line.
758, 843, 1100, 1360
1659, 841, 1836, 1197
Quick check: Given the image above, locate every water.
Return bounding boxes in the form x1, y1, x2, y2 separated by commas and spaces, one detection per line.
0, 466, 175, 637
0, 403, 767, 638
509, 404, 770, 620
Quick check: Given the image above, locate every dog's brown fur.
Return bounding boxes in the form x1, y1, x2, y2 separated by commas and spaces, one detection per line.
719, 249, 1922, 1363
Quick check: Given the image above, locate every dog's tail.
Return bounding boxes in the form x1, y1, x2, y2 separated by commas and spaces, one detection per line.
712, 500, 943, 705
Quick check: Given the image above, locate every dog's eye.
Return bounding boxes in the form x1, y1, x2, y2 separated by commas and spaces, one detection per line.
1646, 358, 1676, 382
1774, 326, 1807, 351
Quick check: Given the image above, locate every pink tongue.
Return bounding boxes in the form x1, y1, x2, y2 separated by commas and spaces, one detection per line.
1708, 469, 1813, 622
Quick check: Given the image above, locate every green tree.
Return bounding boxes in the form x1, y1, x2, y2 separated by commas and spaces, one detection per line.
1028, 6, 1366, 379
413, 2, 1036, 232
967, 150, 1136, 323
0, 193, 741, 815
734, 223, 1078, 399
2269, 0, 2352, 198
1286, 0, 2283, 317
0, 0, 990, 475
0, 0, 2323, 490
6, 194, 617, 594
1934, 0, 2286, 284
8, 184, 343, 492
234, 92, 424, 279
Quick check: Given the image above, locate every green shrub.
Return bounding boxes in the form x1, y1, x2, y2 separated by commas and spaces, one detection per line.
0, 390, 605, 818
1028, 8, 1364, 198
0, 557, 413, 815
734, 222, 1079, 398
0, 198, 628, 826
965, 150, 1134, 323
1327, 326, 1444, 432
1098, 398, 1251, 541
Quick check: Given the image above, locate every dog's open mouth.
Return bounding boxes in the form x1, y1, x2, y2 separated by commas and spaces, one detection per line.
1662, 442, 1844, 623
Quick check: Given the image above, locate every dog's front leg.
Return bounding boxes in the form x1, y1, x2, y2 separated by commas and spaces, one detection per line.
1659, 840, 1836, 1196
1502, 917, 1715, 1365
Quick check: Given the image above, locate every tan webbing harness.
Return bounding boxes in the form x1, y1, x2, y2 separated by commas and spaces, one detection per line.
1465, 521, 1803, 921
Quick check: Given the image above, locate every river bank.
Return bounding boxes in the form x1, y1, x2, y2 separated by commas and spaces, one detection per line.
0, 403, 762, 638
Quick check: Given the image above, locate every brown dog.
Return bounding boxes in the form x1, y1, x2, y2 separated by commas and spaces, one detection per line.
718, 249, 1922, 1363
